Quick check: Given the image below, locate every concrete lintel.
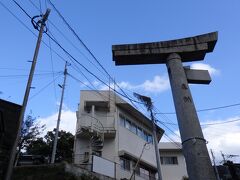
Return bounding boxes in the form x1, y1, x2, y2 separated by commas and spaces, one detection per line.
112, 32, 218, 65
184, 68, 211, 84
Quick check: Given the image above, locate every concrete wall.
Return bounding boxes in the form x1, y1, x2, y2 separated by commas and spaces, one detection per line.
159, 143, 188, 180
74, 91, 188, 180
118, 126, 157, 168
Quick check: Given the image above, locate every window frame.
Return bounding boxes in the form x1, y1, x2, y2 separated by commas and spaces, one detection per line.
120, 157, 131, 171
160, 156, 178, 165
125, 119, 131, 130
130, 123, 137, 134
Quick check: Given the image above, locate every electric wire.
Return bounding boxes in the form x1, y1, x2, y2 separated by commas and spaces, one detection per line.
155, 119, 181, 139
13, 0, 237, 129
0, 67, 58, 73
6, 1, 239, 155
201, 118, 240, 126
3, 0, 114, 105
47, 0, 140, 109
38, 0, 42, 14
68, 72, 118, 103
8, 0, 240, 116
29, 73, 61, 100
154, 116, 240, 126
0, 72, 61, 78
13, 0, 145, 112
28, 0, 108, 80
155, 102, 240, 114
162, 133, 182, 149
46, 21, 58, 103
47, 0, 110, 79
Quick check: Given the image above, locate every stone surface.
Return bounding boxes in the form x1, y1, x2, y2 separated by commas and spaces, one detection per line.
184, 68, 211, 84
112, 32, 217, 65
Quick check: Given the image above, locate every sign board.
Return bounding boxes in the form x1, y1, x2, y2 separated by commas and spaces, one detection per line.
92, 155, 115, 178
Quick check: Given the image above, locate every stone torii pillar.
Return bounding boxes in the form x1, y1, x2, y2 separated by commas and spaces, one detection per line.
112, 32, 218, 180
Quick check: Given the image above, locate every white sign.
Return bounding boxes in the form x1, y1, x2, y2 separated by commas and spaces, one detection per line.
92, 155, 115, 178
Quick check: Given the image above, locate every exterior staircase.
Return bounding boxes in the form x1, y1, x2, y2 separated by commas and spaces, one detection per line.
76, 115, 104, 163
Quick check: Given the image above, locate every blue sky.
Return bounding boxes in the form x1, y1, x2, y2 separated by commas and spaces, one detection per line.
1, 0, 240, 162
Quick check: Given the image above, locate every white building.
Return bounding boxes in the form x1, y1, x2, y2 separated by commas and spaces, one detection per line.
74, 90, 188, 180
159, 142, 188, 180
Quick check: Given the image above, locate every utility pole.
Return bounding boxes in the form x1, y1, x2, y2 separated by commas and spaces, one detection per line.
133, 93, 163, 180
51, 61, 68, 164
150, 110, 163, 180
211, 149, 220, 180
5, 9, 50, 180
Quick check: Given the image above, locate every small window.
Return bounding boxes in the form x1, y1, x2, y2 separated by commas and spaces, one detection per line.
137, 127, 143, 137
160, 157, 178, 165
143, 131, 148, 141
147, 135, 153, 144
125, 119, 131, 130
120, 158, 130, 171
132, 161, 140, 175
119, 114, 125, 127
130, 123, 137, 134
140, 167, 150, 180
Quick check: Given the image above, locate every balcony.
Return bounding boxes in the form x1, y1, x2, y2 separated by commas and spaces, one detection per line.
76, 113, 116, 139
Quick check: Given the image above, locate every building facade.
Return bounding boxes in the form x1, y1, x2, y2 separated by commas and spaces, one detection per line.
159, 142, 188, 180
74, 90, 188, 180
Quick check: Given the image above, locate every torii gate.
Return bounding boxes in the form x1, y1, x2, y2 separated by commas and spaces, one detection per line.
112, 32, 218, 180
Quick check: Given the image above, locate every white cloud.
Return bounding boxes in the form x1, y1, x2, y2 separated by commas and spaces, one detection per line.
140, 75, 169, 93
203, 117, 240, 163
160, 117, 240, 164
191, 63, 220, 76
37, 109, 77, 136
98, 75, 170, 94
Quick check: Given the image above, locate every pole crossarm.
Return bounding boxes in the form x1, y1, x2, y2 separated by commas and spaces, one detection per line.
112, 32, 217, 65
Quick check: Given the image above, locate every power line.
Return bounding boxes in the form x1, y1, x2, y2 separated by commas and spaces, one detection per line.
155, 117, 240, 126
46, 22, 58, 102
47, 0, 140, 109
201, 118, 240, 126
6, 1, 240, 146
45, 31, 144, 105
28, 0, 108, 80
163, 133, 182, 149
155, 102, 240, 114
29, 73, 61, 100
0, 72, 61, 78
68, 72, 120, 103
47, 0, 110, 79
155, 118, 181, 139
9, 0, 146, 113
4, 0, 109, 101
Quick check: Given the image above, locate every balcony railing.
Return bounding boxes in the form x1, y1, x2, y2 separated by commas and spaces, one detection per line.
76, 113, 116, 138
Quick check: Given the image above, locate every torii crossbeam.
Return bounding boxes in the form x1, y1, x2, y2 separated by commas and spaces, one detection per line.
112, 32, 218, 180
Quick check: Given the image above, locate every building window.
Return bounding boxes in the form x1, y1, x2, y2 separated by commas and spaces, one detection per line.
132, 161, 140, 175
119, 113, 153, 144
140, 167, 150, 180
120, 158, 130, 171
120, 114, 125, 127
160, 156, 178, 165
125, 119, 131, 130
147, 135, 153, 143
137, 127, 143, 137
143, 131, 148, 141
130, 123, 137, 134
